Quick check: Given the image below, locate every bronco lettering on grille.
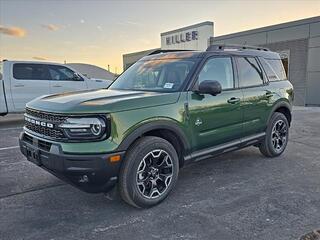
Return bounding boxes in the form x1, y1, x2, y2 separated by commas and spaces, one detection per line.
24, 116, 54, 129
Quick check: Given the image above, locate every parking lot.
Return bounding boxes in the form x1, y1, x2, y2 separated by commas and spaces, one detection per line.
0, 107, 319, 240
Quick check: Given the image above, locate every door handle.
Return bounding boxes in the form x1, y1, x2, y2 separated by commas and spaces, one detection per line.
227, 97, 240, 104
14, 84, 24, 87
265, 90, 274, 98
52, 85, 62, 88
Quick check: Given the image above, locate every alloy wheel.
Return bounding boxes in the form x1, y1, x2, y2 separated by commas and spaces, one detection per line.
271, 119, 288, 153
136, 149, 173, 199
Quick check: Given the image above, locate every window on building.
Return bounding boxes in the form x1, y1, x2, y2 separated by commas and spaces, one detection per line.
13, 63, 50, 80
198, 57, 234, 89
237, 57, 264, 87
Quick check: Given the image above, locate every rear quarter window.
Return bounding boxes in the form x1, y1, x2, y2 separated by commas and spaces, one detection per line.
260, 58, 287, 81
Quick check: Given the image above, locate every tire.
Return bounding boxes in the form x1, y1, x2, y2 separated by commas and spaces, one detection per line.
259, 112, 289, 157
119, 136, 179, 208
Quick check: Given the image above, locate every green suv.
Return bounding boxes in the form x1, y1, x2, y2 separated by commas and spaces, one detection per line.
19, 44, 294, 208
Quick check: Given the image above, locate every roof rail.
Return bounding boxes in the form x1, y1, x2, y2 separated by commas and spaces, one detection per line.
206, 44, 269, 52
148, 49, 193, 55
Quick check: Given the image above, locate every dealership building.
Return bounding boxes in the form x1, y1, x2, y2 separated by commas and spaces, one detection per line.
123, 16, 320, 106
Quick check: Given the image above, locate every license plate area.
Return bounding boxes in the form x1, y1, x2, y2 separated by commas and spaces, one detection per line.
26, 145, 41, 166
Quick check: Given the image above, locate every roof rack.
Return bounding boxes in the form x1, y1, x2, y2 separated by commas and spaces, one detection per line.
206, 44, 269, 52
148, 49, 193, 55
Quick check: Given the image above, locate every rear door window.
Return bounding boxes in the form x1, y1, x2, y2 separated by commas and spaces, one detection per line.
13, 63, 50, 80
236, 57, 264, 87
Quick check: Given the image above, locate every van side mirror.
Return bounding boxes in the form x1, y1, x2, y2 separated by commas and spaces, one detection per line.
197, 80, 222, 96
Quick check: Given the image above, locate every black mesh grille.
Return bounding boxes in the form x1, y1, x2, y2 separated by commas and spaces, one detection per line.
25, 122, 65, 139
25, 108, 66, 140
26, 108, 68, 122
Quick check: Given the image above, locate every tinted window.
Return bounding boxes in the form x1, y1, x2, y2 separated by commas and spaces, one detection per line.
237, 57, 263, 87
260, 58, 287, 81
13, 63, 49, 80
198, 57, 234, 89
110, 59, 195, 92
48, 65, 76, 81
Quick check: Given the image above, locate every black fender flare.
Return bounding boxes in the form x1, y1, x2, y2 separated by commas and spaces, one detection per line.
267, 100, 292, 125
116, 120, 191, 153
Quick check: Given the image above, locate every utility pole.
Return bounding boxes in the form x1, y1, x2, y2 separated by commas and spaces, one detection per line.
107, 64, 110, 72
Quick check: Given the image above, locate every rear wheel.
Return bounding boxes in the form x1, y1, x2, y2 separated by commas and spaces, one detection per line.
119, 136, 179, 208
259, 112, 289, 157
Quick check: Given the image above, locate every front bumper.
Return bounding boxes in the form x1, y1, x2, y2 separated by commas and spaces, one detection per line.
19, 131, 125, 193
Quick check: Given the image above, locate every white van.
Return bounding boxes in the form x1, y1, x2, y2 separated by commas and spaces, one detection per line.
0, 60, 113, 115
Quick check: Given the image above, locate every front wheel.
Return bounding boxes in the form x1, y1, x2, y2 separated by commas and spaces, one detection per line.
119, 136, 179, 208
259, 112, 289, 157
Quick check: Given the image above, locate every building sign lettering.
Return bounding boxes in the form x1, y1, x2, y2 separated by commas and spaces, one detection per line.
166, 30, 198, 45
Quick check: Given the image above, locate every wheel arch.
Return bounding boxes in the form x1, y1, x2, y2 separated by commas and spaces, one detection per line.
268, 100, 292, 126
117, 120, 190, 168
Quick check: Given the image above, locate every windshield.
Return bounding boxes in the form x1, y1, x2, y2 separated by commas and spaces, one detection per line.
110, 59, 196, 92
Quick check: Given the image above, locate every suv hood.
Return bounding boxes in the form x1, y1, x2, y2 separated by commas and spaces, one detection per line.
27, 89, 181, 114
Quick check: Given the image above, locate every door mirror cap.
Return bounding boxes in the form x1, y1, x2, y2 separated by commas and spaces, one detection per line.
197, 80, 222, 96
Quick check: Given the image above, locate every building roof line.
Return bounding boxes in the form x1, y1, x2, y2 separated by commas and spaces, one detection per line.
214, 16, 320, 40
160, 21, 213, 36
123, 48, 161, 57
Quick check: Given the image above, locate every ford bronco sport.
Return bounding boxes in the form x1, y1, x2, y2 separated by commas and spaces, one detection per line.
19, 44, 294, 208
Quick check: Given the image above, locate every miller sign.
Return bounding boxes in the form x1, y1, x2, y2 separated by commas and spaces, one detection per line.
165, 31, 198, 46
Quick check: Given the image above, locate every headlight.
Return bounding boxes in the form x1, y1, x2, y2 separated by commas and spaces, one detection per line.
59, 117, 107, 140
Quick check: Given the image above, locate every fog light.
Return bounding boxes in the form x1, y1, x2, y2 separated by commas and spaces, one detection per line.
79, 175, 89, 183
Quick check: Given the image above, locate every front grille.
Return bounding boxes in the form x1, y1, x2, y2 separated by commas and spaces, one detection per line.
23, 133, 52, 152
25, 122, 65, 139
38, 139, 52, 152
23, 133, 33, 144
25, 108, 67, 140
26, 108, 68, 122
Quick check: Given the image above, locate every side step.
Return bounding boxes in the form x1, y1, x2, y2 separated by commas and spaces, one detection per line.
184, 132, 265, 162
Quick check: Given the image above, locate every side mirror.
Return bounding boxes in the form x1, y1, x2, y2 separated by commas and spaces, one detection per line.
73, 73, 82, 81
197, 80, 222, 96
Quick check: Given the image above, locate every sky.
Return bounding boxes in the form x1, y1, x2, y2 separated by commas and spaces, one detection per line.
0, 0, 319, 73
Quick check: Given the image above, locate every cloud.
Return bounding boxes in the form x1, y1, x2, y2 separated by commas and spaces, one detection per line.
0, 25, 26, 37
33, 56, 48, 60
80, 19, 85, 24
41, 24, 59, 31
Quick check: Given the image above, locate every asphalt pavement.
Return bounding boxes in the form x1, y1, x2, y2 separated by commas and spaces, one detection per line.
0, 108, 320, 240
